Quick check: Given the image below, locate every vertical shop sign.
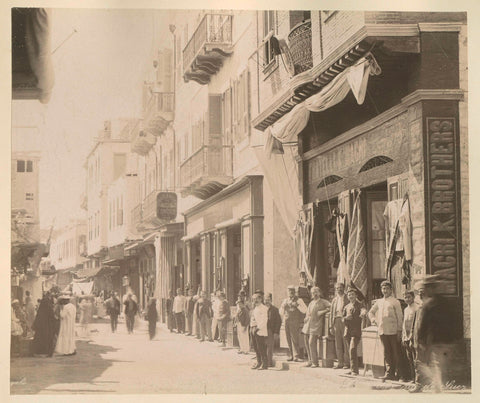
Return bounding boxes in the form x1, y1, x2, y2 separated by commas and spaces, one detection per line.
425, 117, 461, 296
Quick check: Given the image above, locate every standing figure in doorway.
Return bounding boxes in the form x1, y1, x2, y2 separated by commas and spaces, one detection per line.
368, 280, 403, 381
302, 287, 330, 368
166, 290, 175, 333
25, 291, 36, 336
184, 288, 195, 336
342, 288, 367, 376
196, 290, 213, 342
173, 288, 186, 334
235, 290, 250, 354
265, 292, 282, 367
215, 291, 230, 347
329, 283, 350, 369
280, 285, 307, 362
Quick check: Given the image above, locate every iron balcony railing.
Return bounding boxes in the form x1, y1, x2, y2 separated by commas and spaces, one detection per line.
179, 145, 233, 189
183, 13, 233, 73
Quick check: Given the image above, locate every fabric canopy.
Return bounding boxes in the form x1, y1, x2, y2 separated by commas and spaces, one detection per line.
265, 55, 381, 157
72, 281, 94, 296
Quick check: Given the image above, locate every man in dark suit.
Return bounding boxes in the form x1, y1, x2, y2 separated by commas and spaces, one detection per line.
265, 293, 282, 367
105, 292, 121, 333
330, 283, 350, 369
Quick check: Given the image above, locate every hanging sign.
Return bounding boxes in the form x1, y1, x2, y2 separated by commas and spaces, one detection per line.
156, 192, 177, 221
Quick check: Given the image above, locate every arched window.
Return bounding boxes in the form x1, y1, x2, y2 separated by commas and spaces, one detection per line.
317, 175, 342, 188
359, 156, 393, 173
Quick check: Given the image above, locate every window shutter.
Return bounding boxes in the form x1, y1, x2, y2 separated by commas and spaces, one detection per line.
223, 87, 232, 145
243, 70, 250, 138
387, 173, 409, 201
208, 94, 223, 139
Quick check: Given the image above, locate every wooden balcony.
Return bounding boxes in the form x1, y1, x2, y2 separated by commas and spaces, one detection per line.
131, 129, 157, 156
143, 92, 174, 135
180, 145, 233, 199
131, 203, 143, 231
288, 20, 313, 75
183, 13, 233, 85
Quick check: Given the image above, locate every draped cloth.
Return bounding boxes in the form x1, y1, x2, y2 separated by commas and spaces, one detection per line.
294, 208, 315, 284
25, 8, 55, 103
253, 145, 302, 239
346, 190, 368, 298
264, 55, 381, 157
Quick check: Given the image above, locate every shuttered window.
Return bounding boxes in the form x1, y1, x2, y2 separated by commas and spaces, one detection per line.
231, 70, 250, 143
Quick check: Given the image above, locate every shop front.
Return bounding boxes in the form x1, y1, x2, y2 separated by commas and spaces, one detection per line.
183, 176, 264, 305
300, 89, 467, 377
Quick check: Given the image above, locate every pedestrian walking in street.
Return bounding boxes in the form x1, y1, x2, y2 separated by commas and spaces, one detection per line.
342, 288, 367, 376
402, 290, 418, 382
32, 292, 57, 357
184, 288, 195, 336
329, 283, 350, 369
265, 293, 281, 367
368, 280, 403, 381
173, 288, 186, 334
409, 276, 457, 393
280, 285, 307, 362
11, 302, 23, 357
55, 295, 77, 356
196, 290, 213, 342
250, 292, 269, 370
234, 290, 250, 354
302, 287, 330, 368
146, 297, 158, 340
105, 292, 121, 333
12, 300, 27, 337
215, 291, 230, 347
166, 290, 175, 333
25, 290, 36, 337
124, 293, 138, 334
79, 296, 94, 338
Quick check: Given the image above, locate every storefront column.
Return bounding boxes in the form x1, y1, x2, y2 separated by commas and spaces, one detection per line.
185, 240, 192, 287
200, 233, 210, 295
242, 216, 264, 295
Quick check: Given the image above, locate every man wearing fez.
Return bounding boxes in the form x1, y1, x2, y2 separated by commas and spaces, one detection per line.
343, 287, 367, 375
368, 280, 403, 380
279, 285, 307, 362
329, 283, 350, 369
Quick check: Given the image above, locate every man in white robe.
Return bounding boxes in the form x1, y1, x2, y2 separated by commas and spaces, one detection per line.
55, 296, 77, 356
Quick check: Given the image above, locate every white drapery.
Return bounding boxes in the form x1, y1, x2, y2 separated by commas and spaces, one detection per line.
264, 55, 381, 157
254, 145, 301, 239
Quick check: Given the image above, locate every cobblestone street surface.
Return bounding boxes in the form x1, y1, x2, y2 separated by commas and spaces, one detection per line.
10, 319, 470, 395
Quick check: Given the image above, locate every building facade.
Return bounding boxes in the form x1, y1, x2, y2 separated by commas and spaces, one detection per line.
250, 10, 469, 378
49, 219, 87, 290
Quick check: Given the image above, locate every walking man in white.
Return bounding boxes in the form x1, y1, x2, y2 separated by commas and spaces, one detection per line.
55, 295, 76, 356
368, 280, 403, 380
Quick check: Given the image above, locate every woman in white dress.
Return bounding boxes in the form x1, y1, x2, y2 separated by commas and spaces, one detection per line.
55, 296, 77, 356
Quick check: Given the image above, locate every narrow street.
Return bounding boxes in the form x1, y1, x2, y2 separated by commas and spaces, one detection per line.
11, 318, 465, 395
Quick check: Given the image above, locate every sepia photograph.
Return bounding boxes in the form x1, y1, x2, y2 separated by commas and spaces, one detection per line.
7, 1, 474, 397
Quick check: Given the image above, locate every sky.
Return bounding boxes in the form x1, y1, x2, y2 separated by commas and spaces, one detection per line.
12, 8, 171, 230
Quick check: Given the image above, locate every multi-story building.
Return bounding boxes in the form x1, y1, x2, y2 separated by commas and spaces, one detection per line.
250, 10, 469, 381
129, 38, 184, 313
82, 119, 139, 296
49, 219, 87, 290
